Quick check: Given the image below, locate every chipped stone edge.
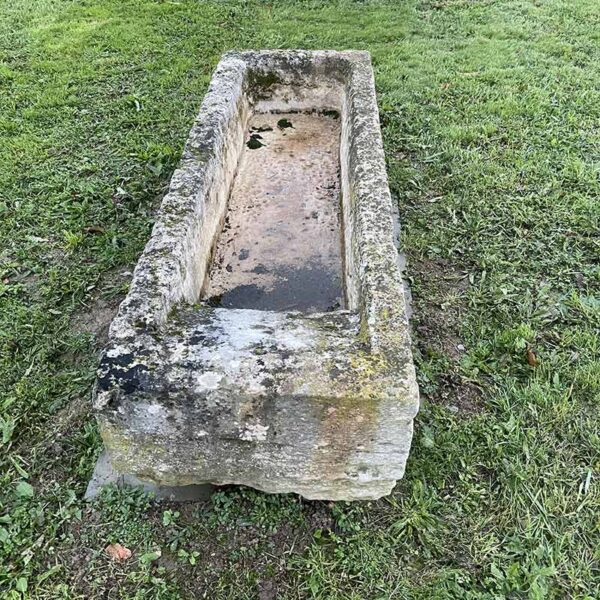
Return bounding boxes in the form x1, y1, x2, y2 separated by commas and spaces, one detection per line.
85, 451, 215, 502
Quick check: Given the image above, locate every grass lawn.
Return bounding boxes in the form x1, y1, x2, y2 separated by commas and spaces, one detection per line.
1, 0, 599, 597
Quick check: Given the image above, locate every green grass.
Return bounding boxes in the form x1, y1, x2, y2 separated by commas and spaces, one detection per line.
1, 0, 599, 597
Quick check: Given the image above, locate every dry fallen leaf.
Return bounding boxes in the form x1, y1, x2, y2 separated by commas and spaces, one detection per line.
105, 543, 132, 562
83, 225, 105, 235
526, 348, 539, 367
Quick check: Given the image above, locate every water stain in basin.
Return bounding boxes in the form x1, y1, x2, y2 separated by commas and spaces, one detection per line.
207, 263, 342, 312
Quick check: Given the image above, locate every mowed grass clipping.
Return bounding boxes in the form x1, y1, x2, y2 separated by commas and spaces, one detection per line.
0, 0, 599, 598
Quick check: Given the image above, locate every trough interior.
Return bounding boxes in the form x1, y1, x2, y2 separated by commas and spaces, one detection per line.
200, 79, 348, 313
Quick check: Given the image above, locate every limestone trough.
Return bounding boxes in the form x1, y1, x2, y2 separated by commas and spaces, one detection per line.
93, 50, 419, 501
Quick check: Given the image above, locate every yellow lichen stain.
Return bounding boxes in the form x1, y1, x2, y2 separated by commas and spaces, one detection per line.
306, 349, 390, 481
99, 420, 202, 487
310, 394, 379, 481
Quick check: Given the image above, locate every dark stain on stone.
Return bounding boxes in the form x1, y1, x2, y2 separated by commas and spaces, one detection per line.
239, 248, 250, 261
322, 109, 340, 119
278, 348, 293, 361
252, 125, 273, 132
261, 377, 276, 389
205, 294, 223, 307
329, 365, 343, 380
207, 264, 342, 312
207, 284, 264, 309
277, 118, 293, 130
252, 264, 268, 274
97, 351, 149, 394
247, 137, 264, 150
247, 69, 282, 97
189, 331, 209, 345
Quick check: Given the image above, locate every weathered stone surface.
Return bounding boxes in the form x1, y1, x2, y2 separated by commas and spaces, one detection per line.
93, 50, 419, 501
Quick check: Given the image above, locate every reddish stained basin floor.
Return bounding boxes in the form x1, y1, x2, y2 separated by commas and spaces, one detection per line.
204, 111, 344, 312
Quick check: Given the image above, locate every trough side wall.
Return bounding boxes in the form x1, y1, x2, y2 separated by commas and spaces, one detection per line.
108, 58, 249, 340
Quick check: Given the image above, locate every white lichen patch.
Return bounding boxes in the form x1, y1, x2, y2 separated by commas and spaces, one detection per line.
194, 371, 223, 391
240, 423, 270, 442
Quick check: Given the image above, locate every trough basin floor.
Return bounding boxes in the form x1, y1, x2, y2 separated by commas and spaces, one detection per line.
204, 111, 344, 312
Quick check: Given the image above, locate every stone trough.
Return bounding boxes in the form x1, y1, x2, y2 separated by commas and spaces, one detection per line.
93, 50, 419, 501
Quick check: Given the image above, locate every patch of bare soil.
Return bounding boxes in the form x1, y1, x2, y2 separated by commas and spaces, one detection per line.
71, 264, 132, 347
409, 255, 483, 414
61, 495, 339, 600
174, 499, 335, 599
72, 294, 123, 348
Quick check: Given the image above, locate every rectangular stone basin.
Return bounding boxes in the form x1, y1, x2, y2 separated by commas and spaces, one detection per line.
94, 50, 419, 501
